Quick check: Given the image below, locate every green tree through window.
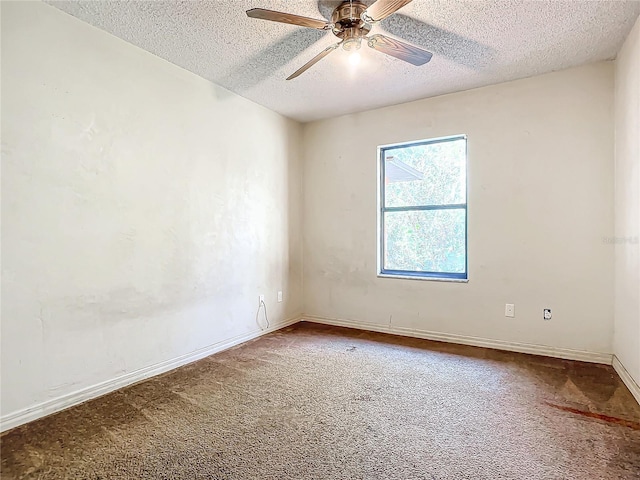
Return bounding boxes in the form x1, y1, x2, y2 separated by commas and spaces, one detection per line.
379, 136, 467, 279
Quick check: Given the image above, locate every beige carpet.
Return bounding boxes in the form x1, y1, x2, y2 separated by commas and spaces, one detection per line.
2, 323, 640, 479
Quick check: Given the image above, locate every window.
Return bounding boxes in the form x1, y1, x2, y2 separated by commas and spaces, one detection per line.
378, 135, 467, 280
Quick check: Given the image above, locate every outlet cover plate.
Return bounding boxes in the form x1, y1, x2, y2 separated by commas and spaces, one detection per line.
505, 304, 515, 318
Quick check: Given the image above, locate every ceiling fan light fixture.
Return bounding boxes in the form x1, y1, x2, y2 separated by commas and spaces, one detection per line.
343, 37, 362, 51
246, 0, 433, 79
361, 12, 374, 25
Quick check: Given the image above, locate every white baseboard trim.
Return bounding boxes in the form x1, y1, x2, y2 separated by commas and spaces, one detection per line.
612, 355, 640, 406
302, 315, 613, 365
0, 316, 301, 433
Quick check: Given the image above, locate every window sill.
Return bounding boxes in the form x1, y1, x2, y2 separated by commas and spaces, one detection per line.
377, 273, 469, 283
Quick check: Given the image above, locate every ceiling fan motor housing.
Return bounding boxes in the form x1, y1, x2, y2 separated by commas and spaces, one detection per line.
332, 1, 372, 50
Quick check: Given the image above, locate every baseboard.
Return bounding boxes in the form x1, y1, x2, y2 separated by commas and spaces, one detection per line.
302, 315, 613, 365
0, 315, 301, 433
2, 314, 620, 433
612, 355, 640, 406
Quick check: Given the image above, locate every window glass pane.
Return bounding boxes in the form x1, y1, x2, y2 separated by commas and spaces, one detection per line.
383, 209, 466, 274
384, 138, 466, 207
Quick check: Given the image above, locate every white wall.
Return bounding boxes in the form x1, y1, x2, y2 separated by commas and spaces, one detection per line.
1, 1, 302, 423
303, 63, 615, 355
614, 16, 640, 388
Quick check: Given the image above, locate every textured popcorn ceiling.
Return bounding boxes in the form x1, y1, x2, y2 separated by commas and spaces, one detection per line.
48, 0, 640, 122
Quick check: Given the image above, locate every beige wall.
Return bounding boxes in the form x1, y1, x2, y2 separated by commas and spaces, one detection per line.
1, 1, 303, 424
1, 0, 631, 430
614, 16, 640, 387
303, 63, 615, 354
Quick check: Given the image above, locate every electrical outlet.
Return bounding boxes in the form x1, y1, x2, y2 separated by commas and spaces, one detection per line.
259, 295, 264, 304
544, 309, 552, 320
505, 304, 515, 318
277, 291, 283, 303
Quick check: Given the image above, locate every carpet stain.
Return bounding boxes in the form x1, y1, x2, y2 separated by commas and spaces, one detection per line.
544, 402, 640, 430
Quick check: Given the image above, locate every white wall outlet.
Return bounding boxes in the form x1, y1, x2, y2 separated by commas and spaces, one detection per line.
277, 291, 283, 303
505, 304, 515, 317
259, 295, 264, 304
544, 309, 552, 320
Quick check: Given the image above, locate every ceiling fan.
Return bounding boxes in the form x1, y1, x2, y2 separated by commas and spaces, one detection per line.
246, 0, 433, 80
